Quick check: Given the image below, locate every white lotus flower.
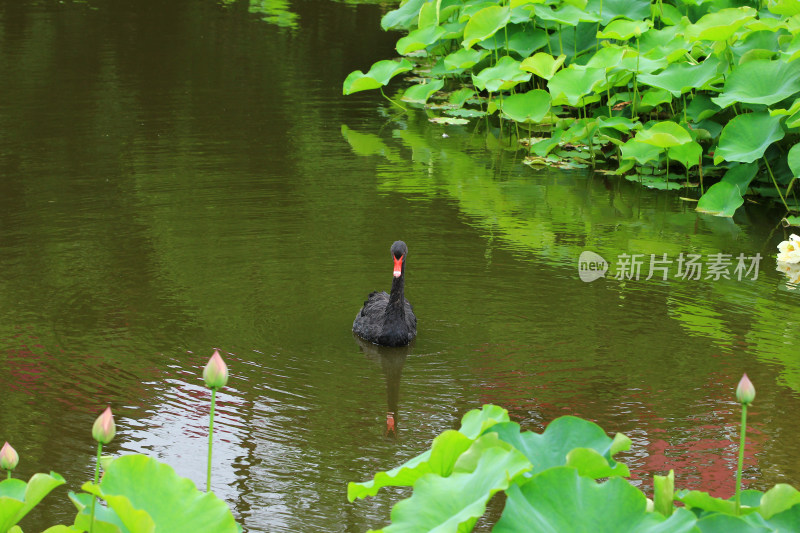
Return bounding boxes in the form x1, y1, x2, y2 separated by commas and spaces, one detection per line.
777, 234, 800, 264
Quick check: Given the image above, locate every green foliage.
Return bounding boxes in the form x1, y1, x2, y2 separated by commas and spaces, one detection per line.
350, 405, 800, 532
0, 472, 65, 532
343, 0, 800, 220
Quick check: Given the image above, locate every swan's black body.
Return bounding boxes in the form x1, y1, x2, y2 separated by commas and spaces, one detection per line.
353, 241, 417, 347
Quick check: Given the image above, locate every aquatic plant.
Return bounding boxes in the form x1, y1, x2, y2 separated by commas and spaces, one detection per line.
0, 353, 239, 533
204, 349, 229, 492
349, 376, 800, 531
343, 0, 800, 219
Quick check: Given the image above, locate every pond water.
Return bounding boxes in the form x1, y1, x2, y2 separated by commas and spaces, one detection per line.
1, 1, 800, 531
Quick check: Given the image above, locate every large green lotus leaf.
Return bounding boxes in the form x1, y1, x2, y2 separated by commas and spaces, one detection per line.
459, 404, 510, 439
547, 65, 606, 106
675, 488, 760, 515
760, 484, 800, 519
685, 7, 757, 42
443, 48, 489, 70
69, 491, 132, 533
520, 52, 566, 79
381, 0, 426, 30
640, 88, 673, 108
621, 138, 662, 165
686, 94, 720, 122
382, 433, 532, 532
487, 416, 631, 477
714, 112, 785, 164
462, 6, 510, 49
585, 0, 651, 25
638, 55, 723, 97
0, 473, 65, 532
696, 182, 745, 217
402, 79, 445, 104
767, 503, 800, 531
535, 3, 599, 26
348, 430, 473, 501
500, 90, 551, 123
508, 27, 548, 56
82, 455, 238, 533
343, 59, 414, 95
396, 25, 447, 55
694, 513, 771, 532
769, 0, 800, 16
585, 45, 626, 69
494, 467, 698, 533
598, 116, 641, 133
42, 526, 85, 533
668, 141, 702, 169
448, 88, 475, 107
472, 56, 530, 92
789, 143, 800, 177
711, 59, 800, 109
639, 26, 689, 62
597, 19, 650, 40
635, 121, 692, 149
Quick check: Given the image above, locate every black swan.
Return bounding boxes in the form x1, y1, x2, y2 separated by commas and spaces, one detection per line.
353, 241, 417, 347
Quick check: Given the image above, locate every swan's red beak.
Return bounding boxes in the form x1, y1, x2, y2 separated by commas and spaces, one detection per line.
393, 255, 403, 278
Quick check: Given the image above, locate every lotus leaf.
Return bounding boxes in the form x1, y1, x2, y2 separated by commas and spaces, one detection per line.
636, 122, 692, 149
444, 108, 486, 117
639, 26, 689, 63
69, 491, 132, 533
625, 174, 684, 190
520, 52, 566, 79
638, 56, 723, 97
585, 0, 651, 25
694, 513, 771, 532
458, 403, 509, 439
402, 79, 444, 103
640, 88, 673, 108
396, 25, 447, 55
348, 430, 473, 501
487, 416, 631, 477
461, 6, 510, 49
0, 472, 65, 533
381, 433, 532, 532
585, 45, 626, 70
760, 484, 800, 519
547, 65, 605, 106
597, 19, 650, 41
500, 90, 551, 123
711, 59, 800, 109
685, 7, 757, 42
789, 143, 800, 177
443, 48, 489, 70
769, 0, 800, 16
654, 470, 675, 517
714, 112, 785, 165
696, 163, 758, 217
381, 0, 427, 30
472, 56, 530, 92
494, 467, 698, 533
429, 116, 469, 125
82, 454, 238, 533
621, 138, 662, 165
669, 141, 702, 170
535, 4, 599, 26
448, 88, 475, 107
482, 26, 548, 56
686, 94, 720, 122
342, 59, 414, 95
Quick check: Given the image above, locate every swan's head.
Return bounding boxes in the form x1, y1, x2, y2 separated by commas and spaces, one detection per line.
391, 241, 408, 278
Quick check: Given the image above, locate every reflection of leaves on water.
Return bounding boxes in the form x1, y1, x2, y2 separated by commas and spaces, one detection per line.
220, 0, 299, 29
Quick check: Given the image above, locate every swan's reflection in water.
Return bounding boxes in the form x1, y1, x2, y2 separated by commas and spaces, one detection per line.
354, 335, 410, 439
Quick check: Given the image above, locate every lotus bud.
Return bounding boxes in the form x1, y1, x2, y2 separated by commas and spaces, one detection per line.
736, 374, 756, 405
92, 406, 116, 445
0, 442, 18, 471
203, 350, 229, 390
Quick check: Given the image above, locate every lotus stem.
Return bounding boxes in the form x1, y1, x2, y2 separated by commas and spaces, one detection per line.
379, 88, 408, 112
735, 402, 747, 515
207, 387, 217, 492
90, 442, 102, 533
763, 156, 789, 212
5, 470, 9, 480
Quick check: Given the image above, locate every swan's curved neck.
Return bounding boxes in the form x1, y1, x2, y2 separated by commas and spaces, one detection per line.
386, 274, 405, 314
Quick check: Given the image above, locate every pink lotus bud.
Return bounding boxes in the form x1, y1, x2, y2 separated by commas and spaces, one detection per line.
203, 350, 229, 390
736, 374, 756, 405
0, 442, 18, 471
92, 406, 116, 444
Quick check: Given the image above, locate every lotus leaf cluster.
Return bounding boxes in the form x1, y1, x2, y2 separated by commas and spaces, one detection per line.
344, 0, 800, 219
350, 404, 800, 532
